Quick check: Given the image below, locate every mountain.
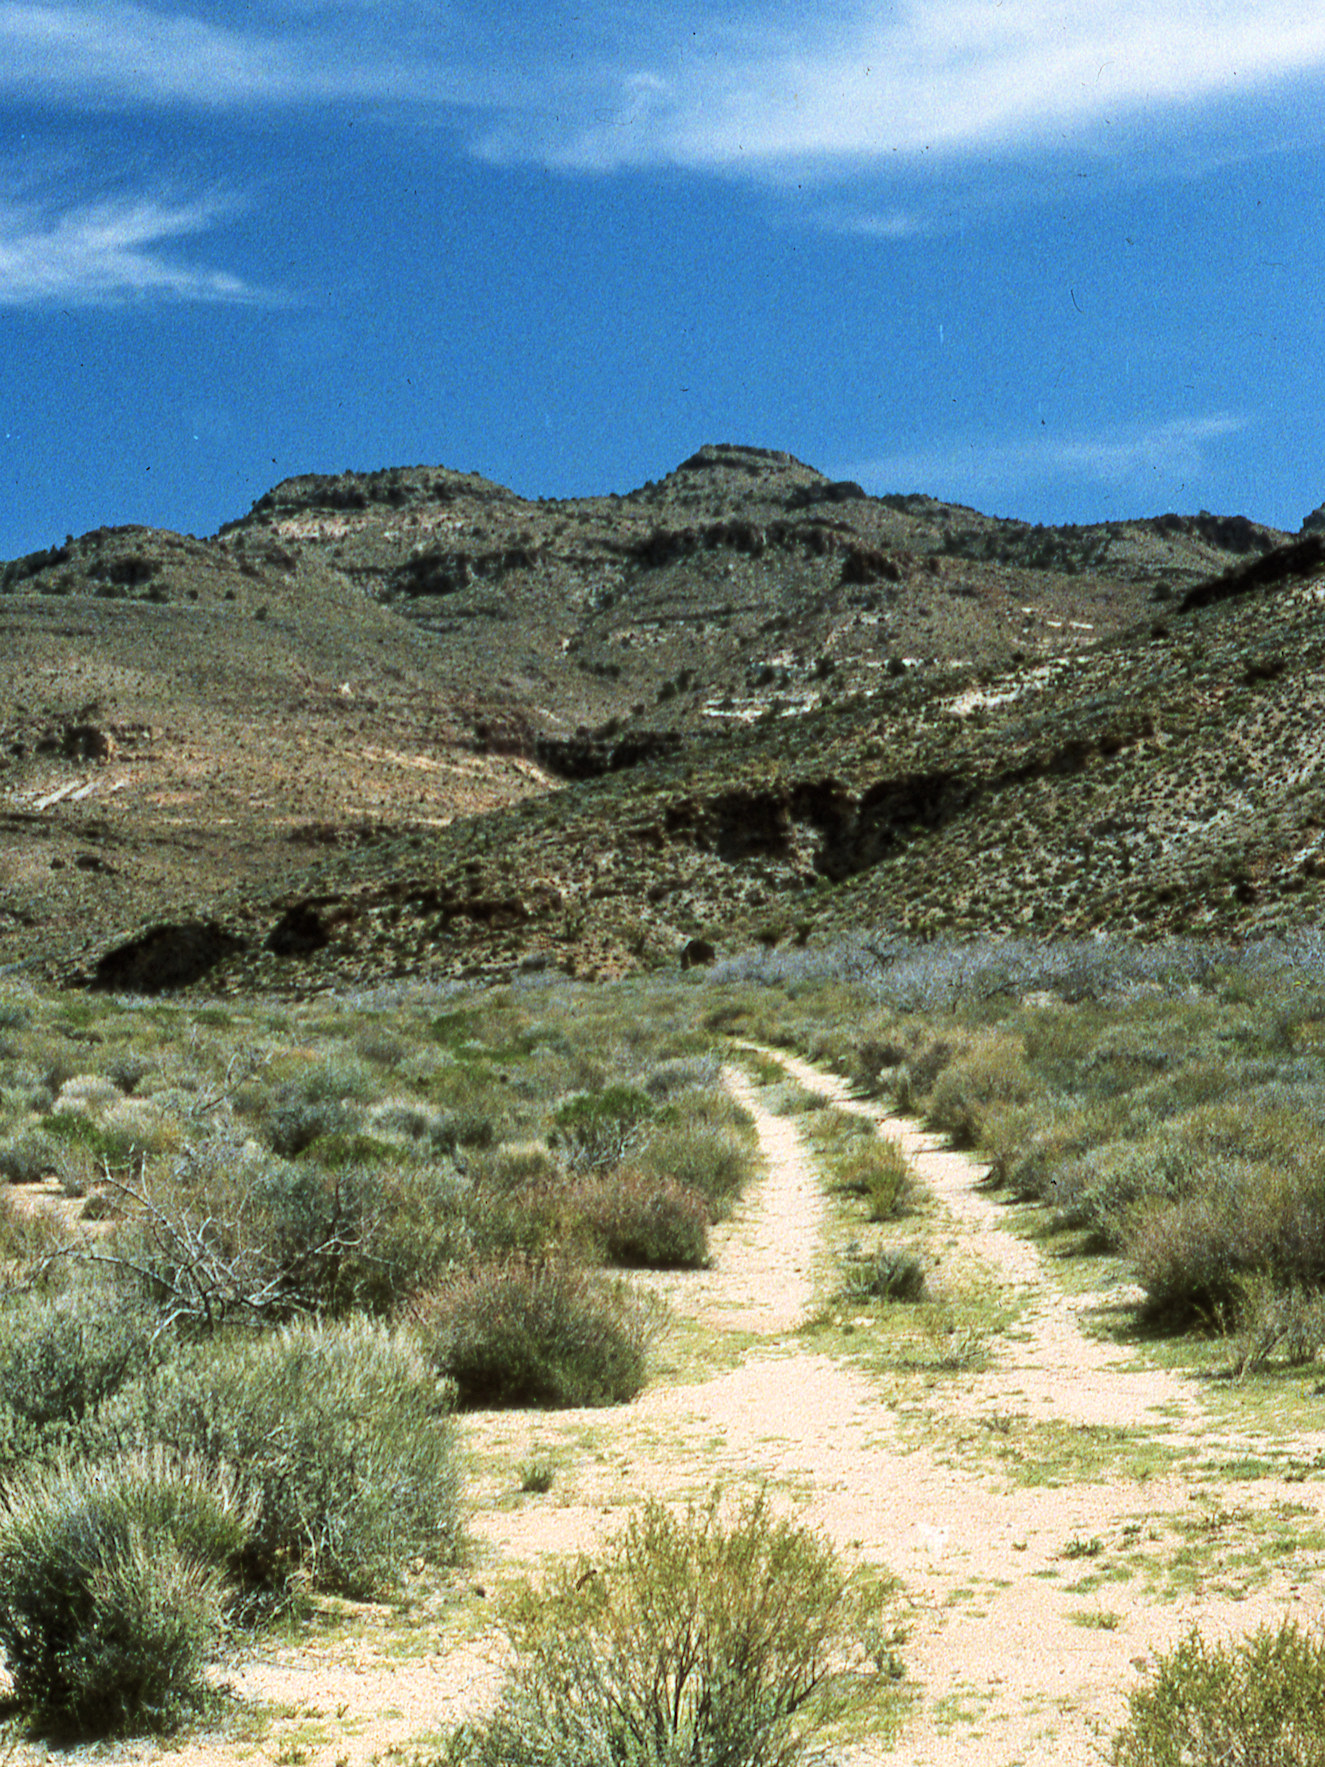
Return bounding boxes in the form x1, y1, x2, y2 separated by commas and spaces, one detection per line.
0, 445, 1317, 992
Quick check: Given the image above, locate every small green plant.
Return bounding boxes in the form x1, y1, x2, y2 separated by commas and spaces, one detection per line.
1111, 1620, 1325, 1766
831, 1138, 915, 1221
446, 1493, 884, 1767
517, 1457, 555, 1494
841, 1247, 928, 1304
0, 1448, 251, 1735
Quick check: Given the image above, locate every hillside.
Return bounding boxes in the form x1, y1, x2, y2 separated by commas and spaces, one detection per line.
0, 444, 1317, 991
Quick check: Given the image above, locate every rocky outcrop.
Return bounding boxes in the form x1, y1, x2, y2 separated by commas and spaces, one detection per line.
1180, 533, 1325, 612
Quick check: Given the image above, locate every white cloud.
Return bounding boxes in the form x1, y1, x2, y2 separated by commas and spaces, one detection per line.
470, 0, 1325, 174
843, 413, 1248, 503
0, 187, 271, 304
0, 0, 455, 106
3, 1, 1324, 178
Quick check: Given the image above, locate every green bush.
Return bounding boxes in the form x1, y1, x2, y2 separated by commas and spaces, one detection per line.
0, 1128, 60, 1185
1111, 1620, 1325, 1767
0, 1448, 250, 1735
581, 1173, 710, 1269
419, 1258, 659, 1408
447, 1493, 872, 1767
112, 1318, 461, 1600
107, 1146, 470, 1326
0, 1286, 156, 1464
636, 1119, 753, 1219
1127, 1166, 1325, 1321
265, 1094, 355, 1157
926, 1034, 1038, 1149
549, 1087, 655, 1171
249, 1157, 470, 1314
1231, 1273, 1325, 1376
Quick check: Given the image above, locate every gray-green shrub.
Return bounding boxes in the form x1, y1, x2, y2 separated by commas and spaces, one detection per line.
418, 1258, 659, 1408
447, 1494, 869, 1767
0, 1286, 156, 1466
1111, 1620, 1325, 1767
831, 1139, 915, 1222
549, 1086, 654, 1171
635, 1118, 753, 1219
581, 1172, 709, 1269
109, 1318, 460, 1599
0, 1448, 250, 1734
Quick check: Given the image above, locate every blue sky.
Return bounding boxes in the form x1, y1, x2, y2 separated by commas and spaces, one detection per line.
3, 1, 1325, 559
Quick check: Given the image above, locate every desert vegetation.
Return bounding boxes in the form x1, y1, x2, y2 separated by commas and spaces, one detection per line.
5, 933, 1325, 1756
0, 976, 756, 1733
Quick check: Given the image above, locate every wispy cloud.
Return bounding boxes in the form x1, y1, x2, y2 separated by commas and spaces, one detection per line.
6, 2, 1325, 177
0, 186, 271, 305
843, 413, 1249, 505
0, 0, 463, 106
470, 1, 1325, 175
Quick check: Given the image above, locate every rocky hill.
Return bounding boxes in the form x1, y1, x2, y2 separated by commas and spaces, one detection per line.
1, 444, 1317, 991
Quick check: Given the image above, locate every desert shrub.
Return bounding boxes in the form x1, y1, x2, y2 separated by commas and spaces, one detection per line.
926, 1034, 1038, 1148
352, 1028, 407, 1069
1230, 1273, 1325, 1376
264, 1093, 355, 1157
448, 1493, 870, 1767
370, 1099, 436, 1142
467, 1143, 562, 1193
1072, 1141, 1196, 1248
643, 1055, 721, 1100
105, 1140, 468, 1326
429, 1108, 497, 1153
581, 1173, 709, 1269
112, 1318, 460, 1599
418, 1258, 659, 1408
105, 1052, 153, 1095
0, 1189, 65, 1280
0, 1286, 157, 1464
1128, 1166, 1325, 1321
248, 1156, 470, 1314
1111, 1620, 1325, 1767
549, 1086, 654, 1171
893, 1037, 954, 1113
0, 1127, 60, 1185
0, 1448, 250, 1734
831, 1139, 915, 1222
53, 1074, 122, 1116
636, 1119, 753, 1219
850, 1032, 910, 1096
290, 1055, 377, 1103
841, 1247, 928, 1305
806, 1106, 874, 1154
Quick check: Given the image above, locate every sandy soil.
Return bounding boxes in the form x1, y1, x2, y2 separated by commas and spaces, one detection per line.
12, 1049, 1325, 1767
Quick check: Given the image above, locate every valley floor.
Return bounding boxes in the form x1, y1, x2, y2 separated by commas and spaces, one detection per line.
21, 1047, 1325, 1767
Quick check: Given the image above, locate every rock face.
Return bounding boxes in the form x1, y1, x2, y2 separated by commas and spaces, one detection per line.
1303, 504, 1325, 536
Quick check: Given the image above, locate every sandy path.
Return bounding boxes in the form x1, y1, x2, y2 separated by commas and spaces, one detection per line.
16, 1052, 1325, 1767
